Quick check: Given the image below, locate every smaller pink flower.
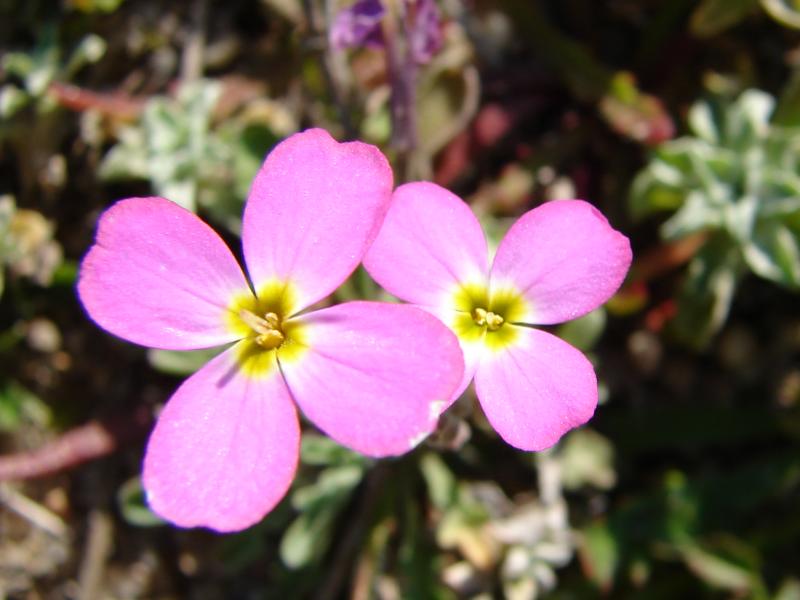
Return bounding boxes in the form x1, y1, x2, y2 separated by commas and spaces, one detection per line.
364, 183, 632, 451
78, 130, 464, 532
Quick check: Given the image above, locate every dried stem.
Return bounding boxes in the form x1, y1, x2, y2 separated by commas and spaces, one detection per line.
303, 0, 356, 138
77, 509, 114, 600
0, 483, 68, 537
631, 231, 709, 283
181, 0, 209, 82
383, 0, 419, 182
314, 464, 389, 600
0, 407, 151, 482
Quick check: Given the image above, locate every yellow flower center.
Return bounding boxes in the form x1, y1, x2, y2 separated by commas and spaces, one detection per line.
238, 309, 285, 350
225, 280, 308, 378
471, 307, 505, 331
449, 282, 528, 351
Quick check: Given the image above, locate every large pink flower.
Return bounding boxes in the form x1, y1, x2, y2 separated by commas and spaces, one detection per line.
77, 130, 464, 532
364, 183, 632, 451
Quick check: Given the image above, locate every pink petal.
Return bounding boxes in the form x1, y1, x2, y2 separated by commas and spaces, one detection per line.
242, 129, 393, 312
143, 345, 299, 532
454, 338, 484, 400
474, 326, 597, 451
279, 301, 464, 456
78, 197, 249, 350
490, 200, 632, 325
423, 304, 485, 401
364, 182, 489, 309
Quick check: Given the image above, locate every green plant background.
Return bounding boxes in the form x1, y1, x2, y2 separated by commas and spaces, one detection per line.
1, 0, 799, 598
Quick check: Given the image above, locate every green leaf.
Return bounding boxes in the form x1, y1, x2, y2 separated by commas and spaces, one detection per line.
774, 69, 800, 126
774, 578, 800, 600
573, 451, 800, 595
556, 307, 607, 352
147, 347, 223, 376
677, 542, 762, 594
398, 488, 453, 599
689, 0, 760, 38
743, 220, 800, 287
279, 505, 339, 569
578, 521, 619, 590
292, 464, 364, 512
689, 100, 720, 144
50, 260, 78, 286
762, 0, 800, 28
117, 476, 166, 527
723, 195, 759, 243
558, 428, 616, 491
280, 464, 364, 568
71, 0, 126, 14
0, 380, 51, 431
0, 84, 30, 118
629, 169, 686, 220
64, 34, 107, 78
98, 128, 149, 180
233, 124, 277, 198
2, 51, 35, 78
101, 79, 226, 213
726, 89, 774, 148
660, 191, 720, 240
671, 235, 742, 347
300, 433, 368, 467
419, 452, 457, 510
157, 179, 197, 212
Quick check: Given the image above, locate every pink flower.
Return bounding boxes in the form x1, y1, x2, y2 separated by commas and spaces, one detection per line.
77, 130, 464, 532
364, 183, 632, 451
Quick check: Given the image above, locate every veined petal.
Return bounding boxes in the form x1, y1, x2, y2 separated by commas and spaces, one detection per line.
143, 345, 299, 532
364, 182, 489, 309
279, 301, 464, 456
454, 338, 484, 400
78, 197, 249, 350
242, 129, 393, 312
474, 326, 597, 451
421, 304, 485, 400
489, 200, 632, 325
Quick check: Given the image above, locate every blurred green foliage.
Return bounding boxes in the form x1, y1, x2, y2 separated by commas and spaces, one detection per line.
0, 195, 62, 297
691, 0, 800, 35
0, 27, 105, 122
99, 79, 280, 231
280, 435, 370, 569
631, 89, 800, 346
1, 0, 799, 598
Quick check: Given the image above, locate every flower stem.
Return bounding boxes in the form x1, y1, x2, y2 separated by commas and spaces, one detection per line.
383, 0, 419, 182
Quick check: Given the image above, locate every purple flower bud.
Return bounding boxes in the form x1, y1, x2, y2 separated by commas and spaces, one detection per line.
329, 0, 386, 51
408, 0, 442, 64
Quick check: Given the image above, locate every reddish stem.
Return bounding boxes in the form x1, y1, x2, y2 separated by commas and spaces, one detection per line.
631, 231, 709, 283
48, 82, 145, 120
0, 407, 151, 481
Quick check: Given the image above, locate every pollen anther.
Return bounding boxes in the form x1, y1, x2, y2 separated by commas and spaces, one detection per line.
471, 307, 504, 331
239, 309, 285, 349
256, 329, 285, 349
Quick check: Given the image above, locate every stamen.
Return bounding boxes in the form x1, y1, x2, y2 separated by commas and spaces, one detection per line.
485, 312, 504, 331
256, 329, 285, 349
239, 309, 285, 349
471, 307, 504, 331
239, 309, 271, 334
472, 307, 488, 326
